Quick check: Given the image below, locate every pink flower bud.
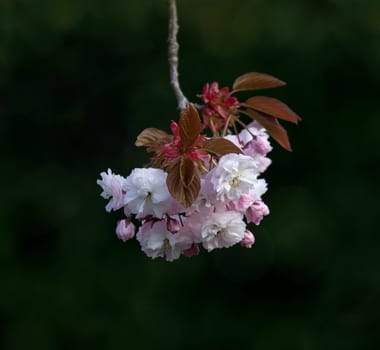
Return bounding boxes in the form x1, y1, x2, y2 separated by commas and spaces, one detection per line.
170, 121, 179, 135
167, 218, 182, 233
240, 230, 255, 248
245, 201, 270, 225
227, 190, 255, 212
183, 243, 200, 257
162, 144, 180, 159
252, 136, 272, 155
210, 82, 219, 94
116, 219, 135, 242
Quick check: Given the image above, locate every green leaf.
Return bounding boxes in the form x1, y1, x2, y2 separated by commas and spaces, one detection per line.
232, 72, 286, 92
245, 96, 301, 124
179, 104, 202, 151
202, 138, 243, 156
244, 109, 292, 151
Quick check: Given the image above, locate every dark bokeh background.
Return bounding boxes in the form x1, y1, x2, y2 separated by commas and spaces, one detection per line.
1, 0, 380, 349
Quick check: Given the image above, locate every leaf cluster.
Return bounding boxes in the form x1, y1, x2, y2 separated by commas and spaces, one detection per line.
233, 72, 301, 151
136, 104, 242, 207
136, 72, 301, 207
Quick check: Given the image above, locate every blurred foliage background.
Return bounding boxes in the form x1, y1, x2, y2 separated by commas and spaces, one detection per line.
1, 0, 380, 349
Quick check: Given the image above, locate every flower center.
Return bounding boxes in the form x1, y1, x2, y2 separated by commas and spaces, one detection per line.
162, 238, 171, 252
209, 224, 225, 238
229, 174, 240, 187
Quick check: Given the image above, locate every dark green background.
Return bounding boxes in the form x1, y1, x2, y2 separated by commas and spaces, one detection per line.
1, 0, 379, 349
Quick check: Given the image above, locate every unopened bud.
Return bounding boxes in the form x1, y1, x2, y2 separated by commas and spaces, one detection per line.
183, 243, 200, 257
116, 219, 135, 242
240, 230, 255, 248
167, 218, 181, 233
246, 201, 270, 225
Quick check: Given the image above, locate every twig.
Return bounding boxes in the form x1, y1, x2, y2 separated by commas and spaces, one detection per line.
168, 0, 188, 112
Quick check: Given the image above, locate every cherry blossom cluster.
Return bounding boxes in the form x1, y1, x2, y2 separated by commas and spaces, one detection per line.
97, 80, 278, 261
98, 71, 300, 261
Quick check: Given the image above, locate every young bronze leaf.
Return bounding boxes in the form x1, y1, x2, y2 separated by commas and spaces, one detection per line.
245, 96, 301, 124
135, 128, 169, 147
180, 156, 195, 188
167, 158, 200, 207
232, 72, 286, 92
179, 103, 202, 151
245, 109, 292, 151
202, 138, 243, 156
167, 161, 182, 202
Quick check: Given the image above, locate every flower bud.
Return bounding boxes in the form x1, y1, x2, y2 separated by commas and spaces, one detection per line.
227, 190, 255, 212
116, 219, 135, 242
170, 121, 179, 135
253, 136, 272, 155
240, 230, 255, 248
167, 218, 181, 234
183, 243, 200, 257
245, 201, 270, 225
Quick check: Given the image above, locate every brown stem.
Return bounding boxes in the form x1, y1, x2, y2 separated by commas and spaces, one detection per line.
168, 0, 188, 112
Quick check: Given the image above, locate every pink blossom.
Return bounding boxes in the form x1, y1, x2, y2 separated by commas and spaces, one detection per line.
240, 230, 255, 248
199, 208, 246, 251
226, 178, 268, 212
186, 177, 215, 214
208, 153, 259, 201
253, 136, 272, 155
237, 122, 272, 157
254, 156, 272, 173
136, 220, 193, 261
116, 219, 135, 242
246, 200, 270, 225
97, 169, 126, 212
179, 211, 203, 244
246, 121, 270, 137
227, 190, 255, 212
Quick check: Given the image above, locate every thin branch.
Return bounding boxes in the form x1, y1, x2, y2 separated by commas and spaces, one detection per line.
168, 0, 188, 112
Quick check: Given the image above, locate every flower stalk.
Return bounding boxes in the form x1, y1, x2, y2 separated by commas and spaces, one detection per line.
168, 0, 188, 112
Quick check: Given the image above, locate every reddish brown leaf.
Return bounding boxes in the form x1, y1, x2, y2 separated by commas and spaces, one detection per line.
135, 128, 169, 147
245, 96, 301, 124
167, 157, 200, 207
179, 104, 202, 151
244, 109, 292, 151
232, 72, 286, 92
202, 138, 243, 156
180, 156, 195, 188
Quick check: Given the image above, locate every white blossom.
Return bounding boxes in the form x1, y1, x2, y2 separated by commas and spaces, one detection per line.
136, 220, 193, 261
124, 168, 172, 219
253, 155, 272, 173
208, 153, 259, 201
245, 121, 271, 139
97, 169, 126, 212
199, 208, 246, 251
253, 178, 268, 201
